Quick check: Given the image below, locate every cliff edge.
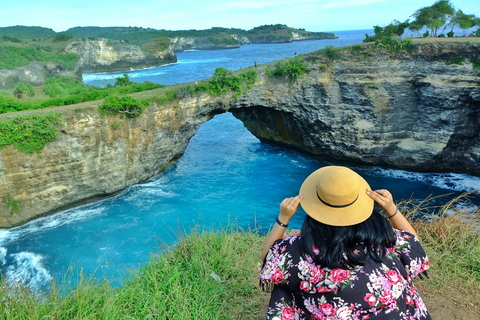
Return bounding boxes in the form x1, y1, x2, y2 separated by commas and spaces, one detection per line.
0, 40, 478, 227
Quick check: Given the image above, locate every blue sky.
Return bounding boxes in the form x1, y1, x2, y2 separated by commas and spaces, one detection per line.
2, 0, 479, 33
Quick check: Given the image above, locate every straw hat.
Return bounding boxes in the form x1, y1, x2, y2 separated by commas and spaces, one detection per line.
299, 166, 373, 226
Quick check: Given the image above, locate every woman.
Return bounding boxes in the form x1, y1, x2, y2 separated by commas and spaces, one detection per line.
260, 166, 431, 320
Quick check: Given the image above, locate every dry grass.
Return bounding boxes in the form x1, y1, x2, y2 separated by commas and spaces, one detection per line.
401, 192, 480, 318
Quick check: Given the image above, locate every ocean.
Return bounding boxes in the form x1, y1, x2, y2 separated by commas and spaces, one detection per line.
1, 29, 479, 291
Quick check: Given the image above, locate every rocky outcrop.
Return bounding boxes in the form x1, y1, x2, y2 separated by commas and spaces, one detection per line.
168, 32, 338, 51
65, 39, 177, 73
169, 37, 241, 51
0, 40, 479, 227
0, 62, 79, 89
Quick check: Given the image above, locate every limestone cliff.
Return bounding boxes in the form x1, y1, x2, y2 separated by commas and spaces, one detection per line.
65, 39, 177, 73
168, 32, 338, 51
0, 40, 479, 227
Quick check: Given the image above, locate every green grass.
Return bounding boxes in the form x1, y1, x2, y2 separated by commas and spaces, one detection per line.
1, 194, 479, 318
0, 226, 266, 319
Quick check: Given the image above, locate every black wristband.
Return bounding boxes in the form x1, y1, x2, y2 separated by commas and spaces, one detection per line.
276, 217, 288, 228
388, 208, 399, 219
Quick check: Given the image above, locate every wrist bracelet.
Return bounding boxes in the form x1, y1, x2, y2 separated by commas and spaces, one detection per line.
388, 208, 399, 219
276, 217, 288, 228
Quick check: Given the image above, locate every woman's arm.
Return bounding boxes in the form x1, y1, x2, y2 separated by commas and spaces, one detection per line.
261, 195, 303, 261
366, 189, 419, 239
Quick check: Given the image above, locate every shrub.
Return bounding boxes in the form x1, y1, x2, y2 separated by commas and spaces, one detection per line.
445, 57, 465, 65
114, 74, 131, 87
2, 193, 22, 215
325, 45, 340, 60
53, 33, 72, 42
269, 57, 308, 83
0, 113, 63, 153
375, 36, 412, 52
13, 82, 35, 100
99, 95, 148, 118
473, 60, 480, 69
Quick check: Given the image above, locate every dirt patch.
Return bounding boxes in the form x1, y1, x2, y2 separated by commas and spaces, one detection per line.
257, 284, 480, 320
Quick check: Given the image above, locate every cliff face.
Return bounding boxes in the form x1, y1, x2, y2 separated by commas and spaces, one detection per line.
65, 39, 177, 73
233, 41, 480, 174
169, 32, 338, 51
169, 37, 241, 51
0, 41, 479, 227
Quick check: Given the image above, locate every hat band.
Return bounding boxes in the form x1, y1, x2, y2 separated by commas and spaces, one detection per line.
316, 188, 359, 208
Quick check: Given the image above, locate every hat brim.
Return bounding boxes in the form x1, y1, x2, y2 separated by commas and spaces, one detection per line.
299, 166, 374, 226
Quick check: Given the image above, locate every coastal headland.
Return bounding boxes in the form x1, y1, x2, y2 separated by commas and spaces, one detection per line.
0, 25, 338, 88
0, 39, 479, 227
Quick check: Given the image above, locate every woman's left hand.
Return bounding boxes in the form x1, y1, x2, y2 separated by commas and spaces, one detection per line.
279, 194, 303, 224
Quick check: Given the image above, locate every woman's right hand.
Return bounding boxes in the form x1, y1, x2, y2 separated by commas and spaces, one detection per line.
279, 194, 303, 223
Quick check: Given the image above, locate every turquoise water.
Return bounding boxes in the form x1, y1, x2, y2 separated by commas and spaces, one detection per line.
1, 30, 479, 292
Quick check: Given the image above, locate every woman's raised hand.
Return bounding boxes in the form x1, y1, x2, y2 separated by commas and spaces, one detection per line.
366, 189, 397, 217
279, 194, 304, 223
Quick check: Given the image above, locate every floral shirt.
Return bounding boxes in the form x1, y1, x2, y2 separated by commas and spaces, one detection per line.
260, 229, 431, 320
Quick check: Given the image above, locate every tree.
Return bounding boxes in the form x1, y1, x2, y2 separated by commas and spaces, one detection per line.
409, 0, 455, 37
114, 74, 131, 87
53, 33, 72, 42
364, 20, 409, 42
447, 10, 478, 36
13, 82, 35, 100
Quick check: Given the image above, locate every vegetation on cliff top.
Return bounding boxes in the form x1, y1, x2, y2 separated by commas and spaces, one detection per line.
363, 0, 480, 47
1, 24, 337, 47
0, 45, 79, 70
0, 195, 479, 318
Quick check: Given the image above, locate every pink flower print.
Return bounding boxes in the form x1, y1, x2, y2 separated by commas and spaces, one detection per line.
311, 266, 324, 283
300, 281, 310, 292
281, 306, 294, 320
320, 303, 336, 317
330, 268, 350, 283
364, 293, 376, 306
313, 245, 320, 255
281, 246, 287, 252
406, 294, 413, 306
379, 289, 395, 305
317, 286, 332, 293
271, 268, 284, 283
421, 260, 430, 271
386, 270, 401, 284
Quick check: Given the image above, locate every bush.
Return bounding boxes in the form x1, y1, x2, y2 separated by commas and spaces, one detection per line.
99, 95, 148, 118
0, 114, 63, 153
114, 74, 131, 87
0, 45, 79, 70
13, 82, 35, 100
53, 33, 72, 42
205, 68, 257, 98
376, 36, 412, 52
445, 57, 465, 65
325, 45, 341, 60
269, 56, 308, 83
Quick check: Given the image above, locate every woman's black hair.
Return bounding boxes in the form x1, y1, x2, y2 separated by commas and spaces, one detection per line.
299, 209, 396, 269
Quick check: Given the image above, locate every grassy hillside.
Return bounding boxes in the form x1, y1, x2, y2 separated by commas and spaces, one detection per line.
1, 24, 337, 47
0, 26, 56, 39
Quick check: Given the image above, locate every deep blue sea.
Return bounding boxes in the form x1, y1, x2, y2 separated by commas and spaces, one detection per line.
1, 30, 479, 292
